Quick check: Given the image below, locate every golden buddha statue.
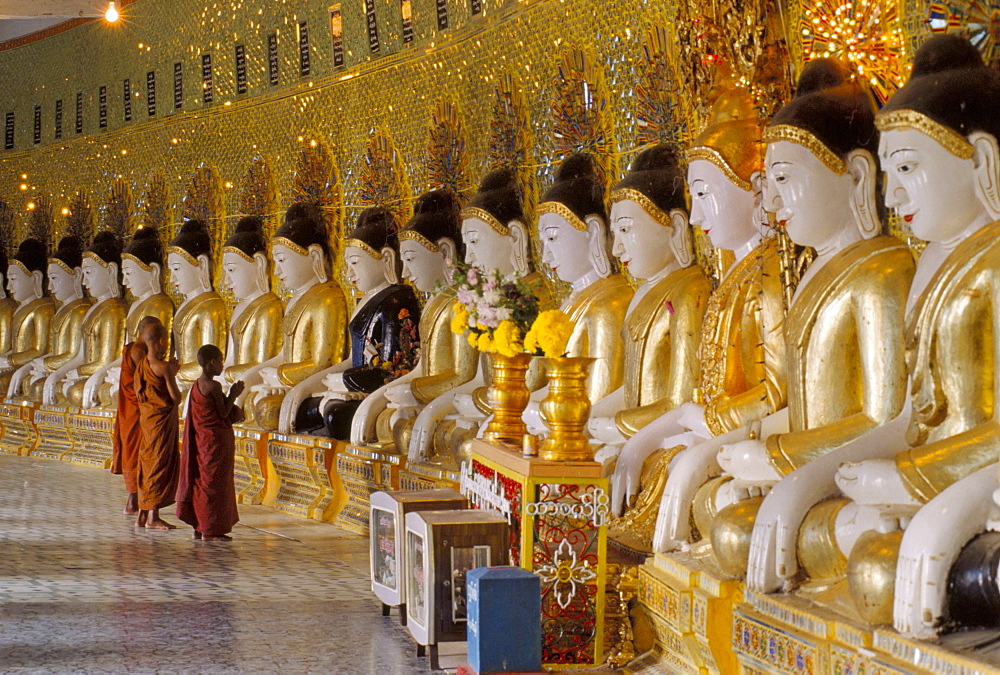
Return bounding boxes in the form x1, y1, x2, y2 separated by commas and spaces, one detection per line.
707, 59, 916, 578
0, 239, 56, 393
407, 169, 555, 463
352, 190, 474, 451
12, 237, 90, 401
606, 92, 787, 556
166, 220, 228, 393
0, 248, 20, 356
51, 232, 129, 407
521, 152, 633, 435
246, 204, 348, 432
220, 216, 282, 385
94, 225, 174, 408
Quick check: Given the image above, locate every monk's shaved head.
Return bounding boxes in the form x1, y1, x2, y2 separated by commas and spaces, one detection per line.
142, 320, 167, 342
137, 315, 161, 339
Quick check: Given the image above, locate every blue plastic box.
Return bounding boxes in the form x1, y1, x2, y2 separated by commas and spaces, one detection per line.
466, 566, 542, 673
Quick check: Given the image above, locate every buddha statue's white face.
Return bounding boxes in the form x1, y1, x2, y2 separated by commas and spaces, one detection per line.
880, 127, 989, 243
400, 239, 447, 293
121, 259, 156, 297
766, 140, 857, 250
48, 263, 80, 304
688, 159, 757, 251
223, 251, 261, 299
6, 264, 34, 303
539, 211, 593, 283
610, 199, 676, 280
167, 252, 204, 297
82, 258, 114, 298
345, 245, 386, 294
462, 217, 515, 275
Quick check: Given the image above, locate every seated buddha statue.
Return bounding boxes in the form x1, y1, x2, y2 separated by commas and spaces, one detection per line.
0, 247, 17, 356
520, 152, 633, 434
285, 206, 421, 438
47, 232, 129, 407
350, 190, 473, 453
248, 205, 348, 431
739, 37, 1000, 627
407, 169, 555, 462
220, 216, 283, 386
11, 237, 90, 401
93, 225, 175, 408
607, 91, 787, 543
0, 239, 56, 392
704, 59, 916, 578
166, 220, 228, 395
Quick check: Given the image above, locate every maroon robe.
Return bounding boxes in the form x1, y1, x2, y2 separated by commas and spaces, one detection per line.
111, 343, 140, 493
135, 356, 180, 510
176, 381, 239, 536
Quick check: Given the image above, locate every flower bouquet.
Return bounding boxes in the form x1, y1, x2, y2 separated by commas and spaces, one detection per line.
448, 261, 541, 357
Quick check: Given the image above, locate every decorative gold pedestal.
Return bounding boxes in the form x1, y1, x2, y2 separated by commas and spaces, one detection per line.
0, 398, 39, 456
233, 426, 271, 505
482, 352, 532, 446
31, 404, 77, 462
333, 442, 390, 535
266, 432, 342, 521
66, 408, 117, 468
398, 459, 460, 492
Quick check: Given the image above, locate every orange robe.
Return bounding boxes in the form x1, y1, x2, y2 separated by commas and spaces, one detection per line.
111, 343, 140, 493
134, 357, 179, 511
176, 382, 239, 536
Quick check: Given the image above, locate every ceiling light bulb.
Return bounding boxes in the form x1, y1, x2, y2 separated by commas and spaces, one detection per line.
106, 2, 119, 22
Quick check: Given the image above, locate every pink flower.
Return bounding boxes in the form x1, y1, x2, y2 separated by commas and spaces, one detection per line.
456, 288, 476, 307
483, 278, 497, 291
467, 267, 479, 284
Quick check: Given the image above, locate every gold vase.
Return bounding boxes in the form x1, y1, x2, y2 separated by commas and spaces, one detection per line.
482, 352, 533, 446
539, 356, 596, 461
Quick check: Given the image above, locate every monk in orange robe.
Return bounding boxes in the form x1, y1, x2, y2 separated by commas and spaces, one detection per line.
111, 316, 161, 516
176, 344, 244, 540
134, 319, 181, 530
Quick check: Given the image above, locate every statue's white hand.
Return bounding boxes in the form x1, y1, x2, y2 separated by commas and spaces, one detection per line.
836, 459, 919, 506
588, 416, 626, 445
718, 438, 781, 482
652, 434, 722, 552
522, 401, 545, 437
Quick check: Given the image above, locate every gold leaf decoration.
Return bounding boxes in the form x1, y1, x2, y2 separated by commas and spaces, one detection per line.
103, 179, 133, 245
65, 190, 96, 247
550, 45, 616, 188
238, 155, 278, 237
488, 72, 535, 224
181, 162, 225, 258
143, 174, 171, 234
635, 25, 689, 146
927, 2, 1000, 67
0, 200, 14, 257
27, 195, 53, 250
359, 128, 411, 228
292, 137, 343, 245
425, 99, 472, 202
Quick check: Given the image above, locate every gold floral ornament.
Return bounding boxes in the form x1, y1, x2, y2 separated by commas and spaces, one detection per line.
0, 200, 14, 258
927, 2, 1000, 67
360, 128, 411, 228
425, 100, 472, 203
27, 194, 53, 250
103, 178, 133, 245
551, 45, 616, 190
524, 309, 574, 358
292, 137, 343, 246
488, 72, 535, 224
237, 155, 278, 237
143, 174, 171, 238
796, 0, 907, 105
535, 538, 598, 610
635, 25, 688, 147
65, 189, 95, 247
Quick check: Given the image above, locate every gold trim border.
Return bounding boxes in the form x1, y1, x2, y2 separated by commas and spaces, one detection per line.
537, 200, 587, 231
345, 238, 383, 259
221, 246, 256, 264
686, 147, 754, 191
49, 258, 77, 274
762, 125, 847, 175
876, 110, 975, 160
166, 246, 202, 268
610, 188, 674, 228
460, 206, 510, 236
399, 229, 440, 252
82, 250, 112, 268
271, 237, 310, 257
121, 252, 153, 271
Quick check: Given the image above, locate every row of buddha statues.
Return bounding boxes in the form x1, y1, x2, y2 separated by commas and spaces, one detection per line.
3, 33, 999, 638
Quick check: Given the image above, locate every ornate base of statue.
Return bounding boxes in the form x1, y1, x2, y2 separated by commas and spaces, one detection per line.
233, 426, 273, 506
265, 432, 342, 521
31, 404, 77, 462
0, 398, 39, 456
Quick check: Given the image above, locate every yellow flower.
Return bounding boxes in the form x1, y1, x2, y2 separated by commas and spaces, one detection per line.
493, 320, 523, 358
477, 332, 495, 353
467, 332, 480, 348
451, 302, 470, 335
525, 309, 574, 357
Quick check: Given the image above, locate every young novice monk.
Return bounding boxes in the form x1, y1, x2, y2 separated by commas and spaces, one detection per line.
111, 316, 162, 516
134, 319, 181, 530
176, 344, 244, 541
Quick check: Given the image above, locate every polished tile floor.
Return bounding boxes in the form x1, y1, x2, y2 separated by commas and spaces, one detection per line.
0, 453, 434, 674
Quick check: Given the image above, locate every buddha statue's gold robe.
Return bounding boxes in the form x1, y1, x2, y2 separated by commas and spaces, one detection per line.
616, 265, 712, 437
173, 292, 229, 387
0, 296, 56, 392
22, 297, 91, 400
891, 221, 1000, 501
0, 296, 17, 354
62, 298, 129, 407
225, 292, 284, 384
126, 293, 175, 343
252, 280, 348, 430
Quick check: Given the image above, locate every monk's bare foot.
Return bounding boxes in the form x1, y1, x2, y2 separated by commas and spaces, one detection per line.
203, 535, 232, 541
123, 493, 139, 515
193, 531, 202, 540
134, 511, 148, 528
145, 518, 176, 531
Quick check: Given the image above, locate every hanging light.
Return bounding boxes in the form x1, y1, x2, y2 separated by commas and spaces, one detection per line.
105, 2, 119, 22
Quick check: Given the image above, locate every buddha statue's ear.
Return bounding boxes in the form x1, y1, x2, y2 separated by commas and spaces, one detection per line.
970, 131, 1000, 219
437, 238, 457, 269
584, 215, 612, 277
253, 252, 271, 294
108, 262, 122, 298
508, 220, 530, 275
382, 247, 400, 285
668, 209, 695, 268
307, 243, 329, 283
847, 149, 881, 240
31, 270, 43, 298
197, 254, 212, 290
149, 262, 162, 292
73, 267, 85, 298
